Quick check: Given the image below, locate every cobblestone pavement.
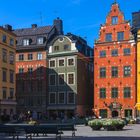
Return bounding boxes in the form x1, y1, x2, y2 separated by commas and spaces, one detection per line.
0, 124, 140, 140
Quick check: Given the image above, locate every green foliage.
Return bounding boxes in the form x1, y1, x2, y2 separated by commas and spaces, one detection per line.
88, 119, 102, 130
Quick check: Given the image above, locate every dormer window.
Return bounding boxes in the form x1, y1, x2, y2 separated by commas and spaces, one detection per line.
23, 39, 29, 46
112, 16, 118, 25
37, 37, 44, 45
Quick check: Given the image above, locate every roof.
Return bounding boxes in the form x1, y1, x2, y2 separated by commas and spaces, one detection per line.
13, 25, 55, 50
13, 25, 53, 36
0, 26, 16, 37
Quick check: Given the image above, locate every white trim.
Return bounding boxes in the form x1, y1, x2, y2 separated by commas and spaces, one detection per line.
67, 57, 75, 67
67, 91, 75, 104
58, 58, 65, 67
67, 72, 75, 85
58, 73, 65, 85
49, 59, 56, 68
58, 92, 65, 104
49, 92, 56, 104
49, 74, 56, 86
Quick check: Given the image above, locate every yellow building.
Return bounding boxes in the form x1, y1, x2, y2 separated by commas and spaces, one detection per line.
0, 25, 17, 116
136, 30, 140, 115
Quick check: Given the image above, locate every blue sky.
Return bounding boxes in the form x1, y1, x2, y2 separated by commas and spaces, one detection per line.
0, 0, 140, 47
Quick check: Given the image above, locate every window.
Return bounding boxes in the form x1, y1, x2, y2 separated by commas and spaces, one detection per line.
9, 52, 14, 64
2, 35, 7, 43
28, 54, 33, 60
19, 54, 24, 61
23, 39, 29, 46
68, 73, 75, 85
2, 87, 7, 99
10, 38, 14, 46
64, 44, 69, 50
37, 37, 44, 45
10, 70, 14, 83
124, 87, 131, 98
37, 53, 42, 60
49, 60, 56, 68
58, 59, 65, 67
2, 69, 7, 82
67, 92, 75, 104
124, 66, 131, 77
58, 92, 65, 104
111, 88, 118, 98
67, 58, 75, 66
111, 49, 118, 56
99, 109, 107, 118
106, 33, 112, 42
124, 48, 131, 56
112, 16, 118, 25
9, 88, 14, 99
117, 32, 124, 41
28, 68, 33, 74
54, 46, 59, 51
19, 68, 24, 74
125, 109, 132, 118
2, 49, 7, 62
100, 50, 106, 58
49, 93, 56, 104
112, 66, 118, 77
100, 67, 106, 78
100, 88, 106, 99
58, 74, 65, 85
49, 74, 56, 85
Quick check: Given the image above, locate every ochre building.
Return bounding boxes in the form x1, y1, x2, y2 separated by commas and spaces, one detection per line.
0, 25, 17, 115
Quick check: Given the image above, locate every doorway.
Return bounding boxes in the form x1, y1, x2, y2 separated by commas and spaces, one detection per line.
112, 110, 118, 118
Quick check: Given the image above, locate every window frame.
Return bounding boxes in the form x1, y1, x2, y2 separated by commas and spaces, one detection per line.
67, 72, 75, 85
58, 58, 65, 67
49, 59, 56, 68
124, 66, 131, 77
100, 50, 106, 58
67, 92, 75, 104
58, 92, 65, 104
100, 67, 106, 78
112, 16, 118, 25
58, 73, 65, 86
49, 92, 56, 104
124, 87, 131, 98
111, 66, 118, 78
67, 57, 75, 67
117, 32, 124, 41
99, 88, 106, 99
49, 74, 56, 86
105, 33, 112, 42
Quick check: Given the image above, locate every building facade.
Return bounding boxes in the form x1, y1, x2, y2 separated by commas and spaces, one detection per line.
0, 25, 17, 116
132, 11, 140, 117
47, 33, 93, 118
94, 3, 136, 118
14, 18, 63, 118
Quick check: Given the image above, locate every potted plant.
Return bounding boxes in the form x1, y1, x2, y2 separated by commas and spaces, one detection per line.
88, 119, 102, 130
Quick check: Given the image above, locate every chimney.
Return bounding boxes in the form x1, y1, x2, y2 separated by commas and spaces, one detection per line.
31, 24, 37, 28
53, 17, 63, 35
4, 24, 12, 31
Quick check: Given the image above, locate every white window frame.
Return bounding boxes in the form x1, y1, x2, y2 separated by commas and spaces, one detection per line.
58, 58, 65, 67
67, 72, 75, 85
23, 39, 29, 46
58, 92, 65, 104
67, 92, 75, 104
37, 52, 43, 60
49, 59, 56, 68
67, 57, 75, 67
58, 73, 65, 85
37, 37, 44, 45
49, 92, 56, 104
49, 74, 56, 86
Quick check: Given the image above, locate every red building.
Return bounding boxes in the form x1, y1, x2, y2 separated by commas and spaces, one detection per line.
94, 2, 136, 118
14, 18, 63, 118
